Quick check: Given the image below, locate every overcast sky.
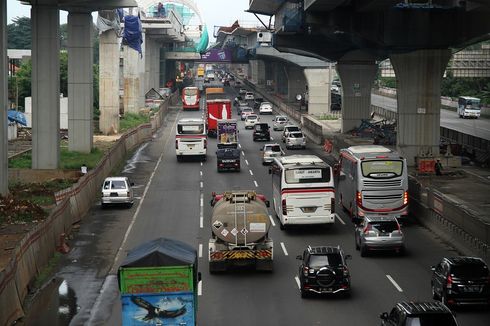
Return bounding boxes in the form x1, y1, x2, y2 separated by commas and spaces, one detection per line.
6, 0, 267, 41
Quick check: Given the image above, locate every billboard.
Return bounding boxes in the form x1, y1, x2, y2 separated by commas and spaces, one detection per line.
200, 49, 231, 62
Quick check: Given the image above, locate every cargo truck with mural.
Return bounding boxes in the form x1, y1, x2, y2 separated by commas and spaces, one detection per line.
118, 238, 200, 326
208, 191, 273, 272
217, 119, 238, 149
205, 87, 231, 137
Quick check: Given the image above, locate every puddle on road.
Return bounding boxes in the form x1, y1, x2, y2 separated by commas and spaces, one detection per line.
19, 278, 79, 325
122, 143, 150, 173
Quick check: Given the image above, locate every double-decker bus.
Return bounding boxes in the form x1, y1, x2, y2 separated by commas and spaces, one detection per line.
182, 87, 200, 111
270, 155, 335, 229
176, 118, 207, 162
336, 145, 408, 222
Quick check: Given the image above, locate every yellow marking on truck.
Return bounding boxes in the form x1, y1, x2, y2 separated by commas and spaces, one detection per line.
210, 250, 272, 261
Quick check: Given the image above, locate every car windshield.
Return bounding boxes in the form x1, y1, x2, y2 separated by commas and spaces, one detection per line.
405, 314, 457, 326
309, 254, 342, 268
369, 221, 399, 233
452, 264, 488, 278
289, 132, 303, 138
286, 126, 300, 132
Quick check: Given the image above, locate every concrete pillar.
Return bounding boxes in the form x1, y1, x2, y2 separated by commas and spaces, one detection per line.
123, 45, 142, 113
336, 56, 377, 133
159, 48, 166, 88
0, 0, 8, 194
303, 68, 330, 116
390, 49, 451, 166
67, 12, 93, 153
145, 39, 160, 91
138, 32, 146, 107
286, 65, 306, 103
249, 59, 265, 85
31, 5, 60, 169
99, 29, 120, 135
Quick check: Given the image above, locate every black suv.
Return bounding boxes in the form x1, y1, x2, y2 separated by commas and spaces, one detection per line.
296, 246, 351, 298
431, 256, 490, 307
253, 97, 264, 109
253, 123, 271, 141
380, 301, 458, 326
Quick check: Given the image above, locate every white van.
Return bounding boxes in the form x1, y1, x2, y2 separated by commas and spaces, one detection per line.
176, 118, 207, 161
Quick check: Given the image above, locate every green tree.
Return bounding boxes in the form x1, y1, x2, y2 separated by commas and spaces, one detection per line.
14, 59, 32, 109
7, 17, 31, 49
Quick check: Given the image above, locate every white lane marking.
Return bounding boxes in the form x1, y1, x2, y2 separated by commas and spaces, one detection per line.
199, 244, 203, 258
245, 159, 249, 165
198, 280, 202, 296
200, 181, 203, 189
241, 151, 245, 156
112, 110, 180, 268
294, 276, 301, 289
268, 214, 276, 227
280, 242, 289, 256
249, 170, 254, 176
238, 144, 241, 149
270, 137, 274, 140
254, 180, 258, 187
200, 171, 202, 177
335, 213, 346, 225
200, 162, 203, 166
386, 275, 403, 292
200, 193, 204, 228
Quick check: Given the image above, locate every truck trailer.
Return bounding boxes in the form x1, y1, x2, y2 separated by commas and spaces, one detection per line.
208, 191, 273, 272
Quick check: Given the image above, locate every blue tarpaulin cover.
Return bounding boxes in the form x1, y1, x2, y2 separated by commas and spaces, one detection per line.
7, 110, 27, 126
123, 15, 143, 55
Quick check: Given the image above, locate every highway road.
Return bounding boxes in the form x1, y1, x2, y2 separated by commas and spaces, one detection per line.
371, 93, 490, 141
23, 86, 490, 326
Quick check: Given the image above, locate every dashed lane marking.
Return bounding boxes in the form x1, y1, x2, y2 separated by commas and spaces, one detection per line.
200, 171, 202, 177
335, 213, 346, 225
268, 214, 276, 227
254, 180, 258, 187
280, 242, 289, 256
245, 159, 249, 165
200, 181, 203, 189
386, 275, 403, 292
249, 170, 254, 176
198, 280, 202, 296
294, 276, 301, 289
241, 151, 245, 156
200, 193, 204, 228
199, 244, 203, 258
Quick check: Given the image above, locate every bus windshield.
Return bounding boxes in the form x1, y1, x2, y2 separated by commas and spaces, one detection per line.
184, 88, 198, 96
177, 124, 205, 135
361, 160, 403, 178
285, 167, 330, 184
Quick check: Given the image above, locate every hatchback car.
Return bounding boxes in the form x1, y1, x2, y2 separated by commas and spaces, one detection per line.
253, 123, 270, 141
285, 131, 306, 149
282, 125, 301, 142
431, 256, 490, 307
297, 246, 351, 298
239, 88, 247, 95
244, 114, 259, 129
273, 116, 289, 131
380, 301, 458, 326
245, 91, 254, 101
355, 216, 405, 257
261, 143, 284, 164
240, 107, 254, 120
259, 102, 273, 115
101, 177, 134, 208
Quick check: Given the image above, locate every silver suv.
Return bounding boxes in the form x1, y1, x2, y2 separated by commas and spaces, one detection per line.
261, 143, 284, 165
272, 115, 289, 131
285, 131, 306, 149
101, 177, 134, 208
281, 125, 301, 142
355, 216, 405, 257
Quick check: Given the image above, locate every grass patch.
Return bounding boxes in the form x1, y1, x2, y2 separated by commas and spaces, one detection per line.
33, 252, 62, 289
9, 147, 105, 170
120, 112, 150, 132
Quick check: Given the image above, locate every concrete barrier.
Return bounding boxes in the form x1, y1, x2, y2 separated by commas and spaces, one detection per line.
0, 96, 173, 325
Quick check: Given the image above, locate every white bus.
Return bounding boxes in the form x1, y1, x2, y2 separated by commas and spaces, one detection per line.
457, 96, 481, 119
270, 155, 335, 229
176, 118, 207, 162
335, 145, 408, 222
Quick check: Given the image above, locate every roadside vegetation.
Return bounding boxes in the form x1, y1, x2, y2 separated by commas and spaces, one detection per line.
120, 112, 151, 132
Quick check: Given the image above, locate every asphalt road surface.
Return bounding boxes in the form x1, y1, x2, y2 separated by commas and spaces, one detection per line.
24, 86, 490, 326
371, 93, 490, 141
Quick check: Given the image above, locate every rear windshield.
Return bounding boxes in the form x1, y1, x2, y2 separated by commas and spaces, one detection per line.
177, 124, 205, 135
267, 145, 281, 152
242, 108, 252, 112
217, 149, 239, 158
255, 124, 268, 131
361, 160, 403, 178
286, 126, 300, 132
247, 115, 258, 119
369, 221, 399, 233
285, 167, 330, 184
277, 117, 287, 122
246, 92, 253, 95
105, 180, 127, 190
289, 132, 303, 138
452, 264, 488, 278
309, 254, 342, 268
405, 315, 457, 326
184, 88, 198, 96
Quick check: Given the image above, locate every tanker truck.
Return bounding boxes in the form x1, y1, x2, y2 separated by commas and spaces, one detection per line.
209, 191, 273, 272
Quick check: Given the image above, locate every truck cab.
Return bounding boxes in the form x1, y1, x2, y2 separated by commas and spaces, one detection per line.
216, 148, 240, 172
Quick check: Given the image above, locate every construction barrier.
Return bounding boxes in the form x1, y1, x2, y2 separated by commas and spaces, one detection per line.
0, 94, 175, 326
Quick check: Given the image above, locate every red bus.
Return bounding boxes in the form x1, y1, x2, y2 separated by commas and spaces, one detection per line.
182, 86, 200, 110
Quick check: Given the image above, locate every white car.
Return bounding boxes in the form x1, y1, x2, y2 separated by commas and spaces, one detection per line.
285, 131, 306, 149
259, 102, 273, 115
240, 107, 254, 120
281, 125, 301, 142
272, 115, 289, 131
261, 143, 284, 165
244, 114, 259, 129
101, 177, 134, 208
245, 92, 254, 101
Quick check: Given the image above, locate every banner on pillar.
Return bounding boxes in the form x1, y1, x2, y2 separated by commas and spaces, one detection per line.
123, 15, 143, 56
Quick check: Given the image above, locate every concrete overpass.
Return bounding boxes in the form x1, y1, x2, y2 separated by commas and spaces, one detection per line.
248, 0, 490, 165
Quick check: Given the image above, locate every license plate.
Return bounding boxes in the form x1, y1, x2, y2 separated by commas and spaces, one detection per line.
463, 285, 481, 293
301, 207, 317, 213
110, 192, 118, 197
187, 145, 194, 149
